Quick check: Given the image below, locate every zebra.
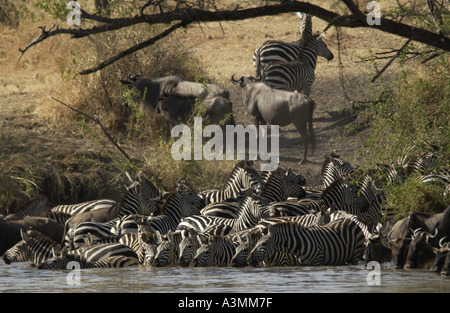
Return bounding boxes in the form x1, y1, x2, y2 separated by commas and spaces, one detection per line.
38, 252, 138, 269
253, 12, 313, 77
190, 235, 239, 267
178, 191, 272, 234
248, 218, 365, 266
259, 32, 334, 96
259, 167, 306, 202
198, 160, 264, 205
136, 221, 162, 265
2, 229, 60, 266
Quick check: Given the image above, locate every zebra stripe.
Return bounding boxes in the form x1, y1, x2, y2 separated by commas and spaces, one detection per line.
65, 219, 119, 249
253, 13, 313, 76
10, 195, 49, 217
2, 240, 31, 264
51, 199, 117, 216
260, 33, 334, 96
249, 218, 364, 266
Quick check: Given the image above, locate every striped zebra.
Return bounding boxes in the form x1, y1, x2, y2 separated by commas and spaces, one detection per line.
64, 219, 119, 249
190, 235, 238, 267
260, 167, 306, 202
248, 218, 365, 266
318, 152, 356, 190
38, 253, 138, 269
259, 32, 334, 96
199, 160, 263, 205
178, 192, 271, 234
253, 12, 313, 77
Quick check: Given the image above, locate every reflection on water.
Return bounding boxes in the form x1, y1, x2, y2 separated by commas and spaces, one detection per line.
0, 262, 448, 293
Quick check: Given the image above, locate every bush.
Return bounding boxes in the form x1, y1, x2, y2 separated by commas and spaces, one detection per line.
357, 55, 449, 218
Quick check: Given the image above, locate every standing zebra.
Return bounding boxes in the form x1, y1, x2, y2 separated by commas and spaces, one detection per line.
51, 199, 117, 216
253, 12, 313, 77
198, 160, 263, 205
259, 32, 334, 96
248, 218, 365, 266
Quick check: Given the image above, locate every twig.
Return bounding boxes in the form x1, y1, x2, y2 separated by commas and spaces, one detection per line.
371, 38, 412, 83
51, 97, 132, 162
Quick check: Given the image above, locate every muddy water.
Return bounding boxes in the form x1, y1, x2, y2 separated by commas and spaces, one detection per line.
0, 262, 448, 293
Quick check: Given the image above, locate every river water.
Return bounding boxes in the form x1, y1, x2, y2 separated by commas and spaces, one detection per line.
0, 262, 448, 293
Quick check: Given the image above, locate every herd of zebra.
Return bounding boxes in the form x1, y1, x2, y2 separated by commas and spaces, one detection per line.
1, 149, 448, 271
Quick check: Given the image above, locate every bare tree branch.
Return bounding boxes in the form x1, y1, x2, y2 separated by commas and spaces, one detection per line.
371, 39, 412, 83
20, 1, 450, 75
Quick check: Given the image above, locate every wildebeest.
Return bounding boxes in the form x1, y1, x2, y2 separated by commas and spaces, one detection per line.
120, 75, 234, 125
231, 75, 315, 163
430, 239, 450, 275
405, 206, 450, 269
387, 211, 444, 268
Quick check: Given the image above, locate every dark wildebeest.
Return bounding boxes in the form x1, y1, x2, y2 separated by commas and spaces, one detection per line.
120, 75, 234, 125
387, 211, 443, 269
430, 239, 450, 275
231, 75, 315, 163
0, 216, 64, 256
405, 206, 450, 269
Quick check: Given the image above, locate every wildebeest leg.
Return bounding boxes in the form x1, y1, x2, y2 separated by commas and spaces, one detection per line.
292, 121, 309, 164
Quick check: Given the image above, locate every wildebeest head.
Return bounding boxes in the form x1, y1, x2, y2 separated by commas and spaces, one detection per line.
430, 238, 450, 273
405, 228, 438, 269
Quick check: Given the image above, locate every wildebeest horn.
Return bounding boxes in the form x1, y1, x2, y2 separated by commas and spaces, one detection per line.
439, 237, 448, 248
231, 73, 242, 84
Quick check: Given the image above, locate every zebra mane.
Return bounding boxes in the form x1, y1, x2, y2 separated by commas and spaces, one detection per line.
12, 195, 49, 216
158, 192, 179, 215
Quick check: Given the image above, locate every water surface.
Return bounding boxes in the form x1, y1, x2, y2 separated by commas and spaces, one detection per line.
1, 262, 448, 293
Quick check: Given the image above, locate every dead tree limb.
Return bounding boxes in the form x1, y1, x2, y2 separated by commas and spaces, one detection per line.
371, 38, 412, 82
20, 1, 450, 75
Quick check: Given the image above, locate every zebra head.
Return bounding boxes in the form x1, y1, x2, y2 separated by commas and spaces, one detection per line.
2, 240, 29, 264
316, 33, 334, 61
153, 231, 178, 267
247, 231, 270, 267
190, 241, 211, 267
178, 228, 203, 267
